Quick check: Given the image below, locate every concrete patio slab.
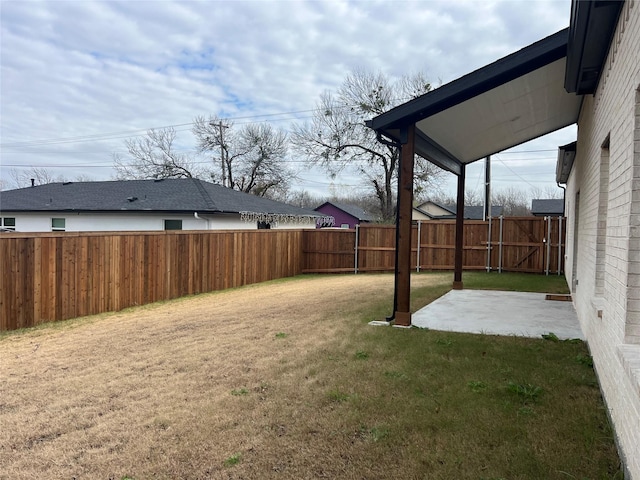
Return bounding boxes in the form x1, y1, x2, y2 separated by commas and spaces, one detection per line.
412, 289, 584, 340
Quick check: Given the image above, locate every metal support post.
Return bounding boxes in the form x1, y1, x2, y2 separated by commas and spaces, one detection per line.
545, 216, 552, 275
416, 221, 421, 272
486, 216, 492, 272
557, 216, 563, 275
498, 216, 504, 273
354, 224, 359, 274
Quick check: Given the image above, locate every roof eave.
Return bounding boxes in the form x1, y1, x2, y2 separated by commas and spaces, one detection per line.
556, 141, 577, 184
367, 28, 570, 132
564, 0, 624, 94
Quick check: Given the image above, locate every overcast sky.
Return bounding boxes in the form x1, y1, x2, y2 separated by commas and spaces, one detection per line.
1, 0, 575, 201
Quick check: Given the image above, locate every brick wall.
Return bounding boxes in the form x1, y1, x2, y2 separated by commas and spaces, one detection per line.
565, 1, 640, 476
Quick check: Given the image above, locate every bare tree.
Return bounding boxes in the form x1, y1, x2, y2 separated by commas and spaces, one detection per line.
423, 184, 562, 217
492, 186, 532, 216
74, 174, 95, 182
9, 167, 68, 188
423, 188, 483, 208
291, 68, 443, 221
429, 187, 532, 215
272, 189, 325, 209
464, 189, 483, 206
192, 116, 291, 198
529, 185, 564, 200
113, 128, 203, 180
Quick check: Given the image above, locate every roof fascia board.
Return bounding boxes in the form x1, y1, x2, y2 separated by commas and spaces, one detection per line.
412, 207, 435, 219
376, 128, 463, 175
565, 0, 624, 94
435, 202, 456, 214
414, 130, 463, 176
368, 28, 569, 131
564, 0, 590, 93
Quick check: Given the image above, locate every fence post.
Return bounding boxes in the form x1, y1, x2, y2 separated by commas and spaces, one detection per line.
354, 224, 359, 274
498, 216, 504, 273
545, 216, 551, 275
557, 216, 563, 275
416, 221, 421, 272
486, 216, 492, 272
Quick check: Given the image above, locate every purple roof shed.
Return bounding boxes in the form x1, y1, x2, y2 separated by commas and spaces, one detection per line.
314, 202, 374, 229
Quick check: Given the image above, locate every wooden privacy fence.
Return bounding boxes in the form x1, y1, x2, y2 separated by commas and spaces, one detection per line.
1, 218, 565, 331
303, 217, 566, 275
0, 230, 304, 331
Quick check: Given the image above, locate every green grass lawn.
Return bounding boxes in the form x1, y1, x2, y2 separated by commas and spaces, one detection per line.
329, 329, 620, 478
0, 272, 620, 479
317, 272, 621, 479
461, 271, 571, 294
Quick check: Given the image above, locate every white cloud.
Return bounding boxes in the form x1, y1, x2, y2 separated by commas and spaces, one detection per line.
1, 0, 573, 198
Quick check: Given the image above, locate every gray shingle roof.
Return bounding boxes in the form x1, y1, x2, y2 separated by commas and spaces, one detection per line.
441, 204, 504, 219
434, 202, 457, 215
531, 198, 564, 215
0, 179, 322, 217
462, 205, 504, 219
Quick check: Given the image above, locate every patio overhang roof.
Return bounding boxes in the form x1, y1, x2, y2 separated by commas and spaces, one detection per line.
366, 28, 583, 176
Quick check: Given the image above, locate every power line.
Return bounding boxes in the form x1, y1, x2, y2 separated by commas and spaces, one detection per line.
493, 154, 540, 190
0, 84, 567, 153
1, 154, 560, 170
0, 124, 191, 148
0, 107, 329, 149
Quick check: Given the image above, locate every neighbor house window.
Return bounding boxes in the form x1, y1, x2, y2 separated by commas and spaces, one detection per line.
164, 219, 182, 230
51, 218, 65, 232
1, 217, 16, 231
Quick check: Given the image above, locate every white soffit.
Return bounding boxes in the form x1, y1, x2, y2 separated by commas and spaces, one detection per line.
415, 58, 582, 164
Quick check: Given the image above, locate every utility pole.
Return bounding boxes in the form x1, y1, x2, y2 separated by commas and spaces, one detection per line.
484, 155, 491, 221
213, 121, 229, 187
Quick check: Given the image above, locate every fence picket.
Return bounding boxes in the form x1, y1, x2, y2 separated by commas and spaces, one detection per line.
0, 218, 565, 331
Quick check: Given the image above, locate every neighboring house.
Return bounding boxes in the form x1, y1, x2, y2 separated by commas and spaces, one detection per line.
530, 198, 565, 217
412, 201, 504, 220
314, 202, 374, 228
367, 1, 639, 475
412, 200, 456, 220
459, 205, 503, 219
411, 207, 435, 221
0, 179, 327, 232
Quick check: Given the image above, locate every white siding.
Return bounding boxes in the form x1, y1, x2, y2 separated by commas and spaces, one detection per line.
417, 202, 453, 216
565, 2, 640, 476
412, 209, 432, 221
2, 212, 315, 232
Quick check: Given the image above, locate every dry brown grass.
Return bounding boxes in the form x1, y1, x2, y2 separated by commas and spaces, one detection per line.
1, 274, 449, 479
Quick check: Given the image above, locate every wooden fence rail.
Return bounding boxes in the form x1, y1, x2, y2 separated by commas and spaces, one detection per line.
1, 230, 304, 331
302, 217, 566, 275
1, 217, 565, 331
